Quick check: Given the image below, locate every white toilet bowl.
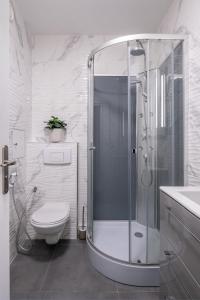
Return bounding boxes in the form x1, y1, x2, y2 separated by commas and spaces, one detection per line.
31, 202, 70, 245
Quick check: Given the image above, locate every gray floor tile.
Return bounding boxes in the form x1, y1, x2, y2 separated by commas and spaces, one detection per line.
11, 254, 51, 292
116, 283, 160, 293
96, 291, 120, 300
11, 291, 46, 300
118, 291, 160, 300
58, 239, 86, 247
44, 290, 119, 300
29, 240, 57, 257
10, 292, 28, 300
41, 242, 117, 293
11, 240, 160, 300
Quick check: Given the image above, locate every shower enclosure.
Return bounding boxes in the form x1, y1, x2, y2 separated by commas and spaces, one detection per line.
87, 34, 185, 286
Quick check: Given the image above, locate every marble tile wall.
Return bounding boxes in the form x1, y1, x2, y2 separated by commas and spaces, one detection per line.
158, 0, 200, 185
9, 0, 32, 262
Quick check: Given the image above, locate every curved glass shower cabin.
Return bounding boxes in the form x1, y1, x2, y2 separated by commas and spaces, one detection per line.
87, 34, 185, 286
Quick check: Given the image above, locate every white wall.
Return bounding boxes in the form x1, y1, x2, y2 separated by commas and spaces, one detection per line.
158, 0, 200, 185
9, 0, 32, 262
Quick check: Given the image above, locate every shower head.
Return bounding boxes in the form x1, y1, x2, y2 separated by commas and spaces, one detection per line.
130, 40, 145, 56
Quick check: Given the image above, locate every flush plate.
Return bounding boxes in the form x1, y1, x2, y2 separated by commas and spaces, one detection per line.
43, 147, 72, 165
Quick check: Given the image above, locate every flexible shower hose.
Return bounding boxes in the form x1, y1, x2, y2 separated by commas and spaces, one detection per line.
10, 178, 37, 255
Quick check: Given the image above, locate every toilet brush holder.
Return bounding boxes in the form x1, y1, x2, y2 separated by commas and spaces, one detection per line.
78, 226, 86, 240
78, 205, 86, 240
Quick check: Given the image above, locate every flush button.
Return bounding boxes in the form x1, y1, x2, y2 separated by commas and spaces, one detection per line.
43, 148, 72, 165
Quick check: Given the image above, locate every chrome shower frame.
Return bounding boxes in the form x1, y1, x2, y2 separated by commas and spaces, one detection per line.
87, 34, 187, 286
88, 34, 185, 62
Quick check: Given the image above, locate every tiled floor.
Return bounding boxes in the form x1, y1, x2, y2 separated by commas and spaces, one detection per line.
11, 240, 160, 300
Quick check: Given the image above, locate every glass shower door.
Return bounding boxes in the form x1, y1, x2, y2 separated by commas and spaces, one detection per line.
129, 39, 184, 265
146, 39, 184, 264
89, 43, 130, 262
128, 40, 159, 264
128, 40, 151, 264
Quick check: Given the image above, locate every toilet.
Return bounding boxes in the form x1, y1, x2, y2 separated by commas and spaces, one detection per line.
31, 202, 70, 245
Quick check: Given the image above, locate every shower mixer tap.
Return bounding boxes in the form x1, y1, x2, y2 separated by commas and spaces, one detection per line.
142, 92, 147, 99
142, 134, 147, 141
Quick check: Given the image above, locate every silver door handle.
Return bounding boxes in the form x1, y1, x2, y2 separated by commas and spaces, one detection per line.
0, 145, 16, 194
89, 146, 96, 151
0, 160, 16, 167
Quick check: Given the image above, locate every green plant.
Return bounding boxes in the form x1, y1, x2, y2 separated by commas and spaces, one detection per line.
44, 116, 67, 130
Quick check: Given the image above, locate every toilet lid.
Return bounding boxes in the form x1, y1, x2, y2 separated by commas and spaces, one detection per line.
31, 202, 70, 225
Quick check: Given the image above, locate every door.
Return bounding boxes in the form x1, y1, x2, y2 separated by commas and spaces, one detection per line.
0, 1, 10, 299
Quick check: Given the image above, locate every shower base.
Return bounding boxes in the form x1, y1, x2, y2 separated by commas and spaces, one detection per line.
87, 221, 160, 286
93, 221, 159, 263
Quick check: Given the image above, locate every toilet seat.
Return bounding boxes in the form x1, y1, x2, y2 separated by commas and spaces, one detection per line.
31, 217, 67, 226
31, 202, 70, 226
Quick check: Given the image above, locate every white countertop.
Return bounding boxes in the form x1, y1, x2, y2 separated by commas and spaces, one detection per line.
160, 186, 200, 219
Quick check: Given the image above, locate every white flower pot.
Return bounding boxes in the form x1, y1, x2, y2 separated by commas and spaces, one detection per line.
49, 128, 66, 143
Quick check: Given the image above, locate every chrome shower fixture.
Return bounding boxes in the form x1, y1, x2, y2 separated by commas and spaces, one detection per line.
130, 40, 145, 56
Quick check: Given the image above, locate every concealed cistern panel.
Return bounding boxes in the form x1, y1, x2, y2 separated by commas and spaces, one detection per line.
43, 148, 72, 165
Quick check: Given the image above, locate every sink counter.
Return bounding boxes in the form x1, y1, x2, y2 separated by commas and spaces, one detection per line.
160, 186, 200, 219
160, 187, 200, 300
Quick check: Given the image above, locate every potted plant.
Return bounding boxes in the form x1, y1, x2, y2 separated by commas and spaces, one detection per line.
44, 116, 67, 143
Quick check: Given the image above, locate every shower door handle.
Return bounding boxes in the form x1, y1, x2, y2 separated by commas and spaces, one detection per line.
89, 146, 96, 151
0, 145, 16, 194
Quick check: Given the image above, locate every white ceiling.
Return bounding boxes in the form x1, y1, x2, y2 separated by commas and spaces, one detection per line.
17, 0, 173, 35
